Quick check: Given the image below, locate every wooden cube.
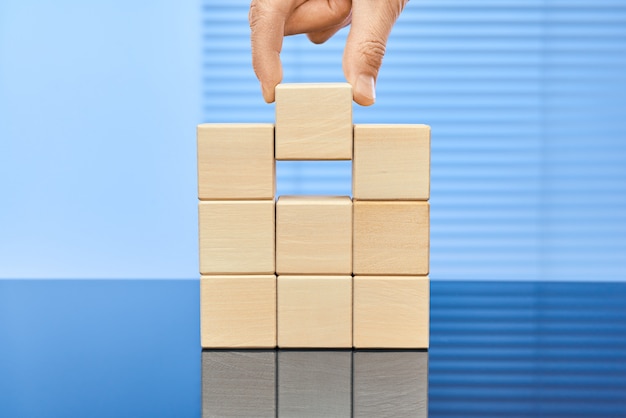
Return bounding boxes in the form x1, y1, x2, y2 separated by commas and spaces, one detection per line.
202, 350, 276, 417
200, 275, 276, 348
353, 276, 430, 348
276, 196, 352, 275
275, 83, 352, 160
197, 123, 275, 200
353, 351, 428, 417
353, 124, 430, 200
353, 201, 429, 275
277, 276, 352, 348
198, 201, 275, 274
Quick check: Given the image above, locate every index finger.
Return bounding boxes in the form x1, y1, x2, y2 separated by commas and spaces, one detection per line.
249, 0, 292, 103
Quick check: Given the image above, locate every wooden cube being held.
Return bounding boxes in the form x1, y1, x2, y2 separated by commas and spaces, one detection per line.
275, 83, 352, 160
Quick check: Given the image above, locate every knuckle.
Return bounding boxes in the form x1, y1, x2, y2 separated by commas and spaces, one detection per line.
329, 0, 352, 24
358, 39, 386, 73
248, 2, 259, 28
307, 34, 325, 45
248, 1, 268, 29
308, 32, 329, 45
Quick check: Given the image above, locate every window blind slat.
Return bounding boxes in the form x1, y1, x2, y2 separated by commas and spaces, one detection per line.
203, 0, 626, 282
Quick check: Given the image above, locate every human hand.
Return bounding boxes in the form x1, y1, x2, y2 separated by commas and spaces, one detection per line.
249, 0, 408, 106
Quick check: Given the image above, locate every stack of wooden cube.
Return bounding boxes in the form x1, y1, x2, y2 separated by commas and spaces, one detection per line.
198, 83, 430, 349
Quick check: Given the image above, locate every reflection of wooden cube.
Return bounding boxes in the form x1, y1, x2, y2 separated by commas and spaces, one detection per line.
353, 351, 428, 417
353, 124, 430, 200
278, 351, 352, 417
353, 276, 430, 348
197, 124, 275, 200
277, 276, 352, 348
353, 201, 429, 275
200, 275, 276, 348
276, 196, 352, 274
202, 350, 276, 417
198, 201, 275, 274
275, 83, 352, 160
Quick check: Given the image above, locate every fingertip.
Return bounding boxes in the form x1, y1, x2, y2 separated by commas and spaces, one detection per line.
253, 60, 280, 103
353, 74, 376, 106
261, 82, 276, 103
256, 65, 281, 103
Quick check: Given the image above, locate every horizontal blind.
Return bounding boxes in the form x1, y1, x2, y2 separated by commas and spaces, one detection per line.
202, 0, 626, 281
429, 280, 626, 417
539, 2, 626, 281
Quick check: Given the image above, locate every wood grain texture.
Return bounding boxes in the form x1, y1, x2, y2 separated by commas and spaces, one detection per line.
353, 201, 429, 275
276, 196, 352, 275
353, 276, 430, 348
353, 351, 428, 418
198, 200, 275, 274
275, 83, 353, 160
202, 350, 276, 417
200, 275, 276, 348
278, 350, 352, 417
197, 123, 275, 200
277, 276, 352, 348
353, 124, 430, 200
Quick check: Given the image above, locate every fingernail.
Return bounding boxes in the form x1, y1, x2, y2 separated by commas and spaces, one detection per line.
355, 74, 376, 105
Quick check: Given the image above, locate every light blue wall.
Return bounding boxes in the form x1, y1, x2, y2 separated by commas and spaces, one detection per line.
1, 1, 625, 280
0, 0, 201, 278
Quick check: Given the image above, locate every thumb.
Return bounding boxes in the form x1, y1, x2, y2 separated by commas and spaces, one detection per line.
343, 0, 407, 106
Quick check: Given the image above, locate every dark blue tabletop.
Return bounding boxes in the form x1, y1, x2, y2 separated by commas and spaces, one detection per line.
1, 279, 625, 417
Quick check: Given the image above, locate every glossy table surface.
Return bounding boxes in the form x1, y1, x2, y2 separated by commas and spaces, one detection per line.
1, 279, 625, 417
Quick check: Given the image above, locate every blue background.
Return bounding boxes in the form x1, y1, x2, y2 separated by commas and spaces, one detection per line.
1, 0, 626, 416
2, 0, 625, 280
